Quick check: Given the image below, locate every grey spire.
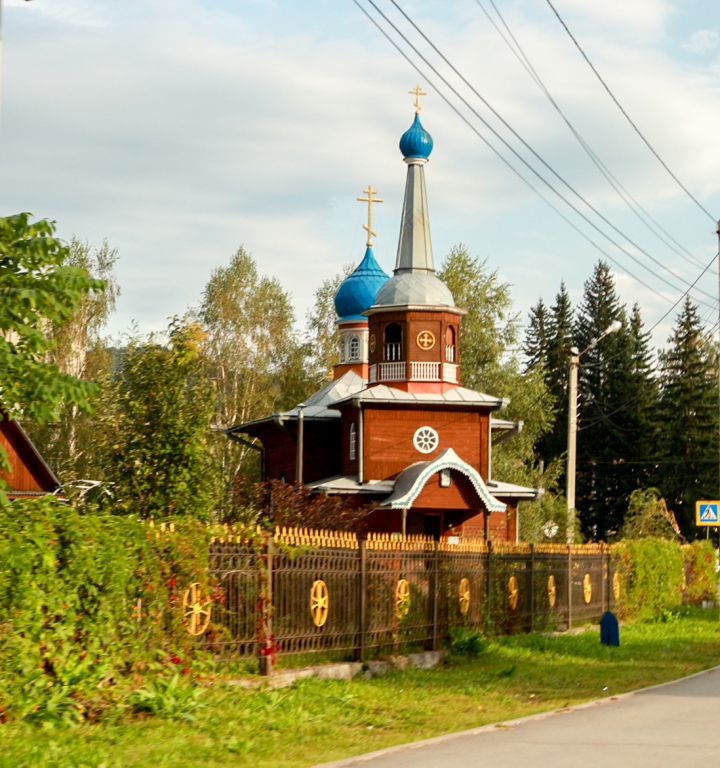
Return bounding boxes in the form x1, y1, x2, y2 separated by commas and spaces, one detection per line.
395, 161, 434, 273
372, 117, 454, 309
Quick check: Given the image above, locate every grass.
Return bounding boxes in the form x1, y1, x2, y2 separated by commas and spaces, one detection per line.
2, 606, 720, 768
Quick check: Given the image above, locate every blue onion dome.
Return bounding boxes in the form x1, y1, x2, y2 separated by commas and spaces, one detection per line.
399, 113, 433, 160
334, 246, 389, 321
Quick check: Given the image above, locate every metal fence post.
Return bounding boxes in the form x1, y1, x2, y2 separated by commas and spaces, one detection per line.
529, 544, 535, 633
258, 534, 274, 676
432, 540, 440, 650
358, 538, 367, 662
601, 543, 607, 615
485, 541, 493, 636
567, 545, 573, 630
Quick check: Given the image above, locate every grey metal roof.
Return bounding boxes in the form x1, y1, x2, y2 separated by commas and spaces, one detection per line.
305, 475, 395, 495
229, 371, 365, 431
300, 370, 365, 410
373, 271, 454, 308
486, 479, 542, 500
340, 383, 503, 408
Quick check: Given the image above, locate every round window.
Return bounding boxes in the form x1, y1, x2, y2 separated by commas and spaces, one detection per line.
413, 426, 439, 454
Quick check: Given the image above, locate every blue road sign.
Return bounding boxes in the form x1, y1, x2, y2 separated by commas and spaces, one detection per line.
696, 501, 720, 526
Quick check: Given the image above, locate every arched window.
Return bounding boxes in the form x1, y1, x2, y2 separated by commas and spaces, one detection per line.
349, 423, 357, 461
445, 326, 456, 363
349, 335, 360, 361
339, 337, 346, 363
384, 323, 402, 361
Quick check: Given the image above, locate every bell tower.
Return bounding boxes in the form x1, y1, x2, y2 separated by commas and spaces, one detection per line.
366, 88, 464, 393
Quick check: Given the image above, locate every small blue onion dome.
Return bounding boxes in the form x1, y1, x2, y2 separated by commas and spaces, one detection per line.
399, 113, 433, 160
334, 246, 389, 321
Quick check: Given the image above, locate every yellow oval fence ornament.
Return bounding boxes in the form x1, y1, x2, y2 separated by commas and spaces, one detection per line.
583, 573, 593, 604
612, 572, 621, 601
547, 574, 557, 608
310, 579, 329, 627
395, 578, 411, 619
459, 578, 471, 615
182, 582, 212, 636
508, 575, 519, 611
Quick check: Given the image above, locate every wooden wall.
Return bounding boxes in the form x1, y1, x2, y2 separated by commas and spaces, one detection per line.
362, 404, 489, 480
0, 419, 58, 496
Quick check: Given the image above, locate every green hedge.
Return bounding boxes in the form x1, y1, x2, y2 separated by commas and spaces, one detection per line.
0, 497, 211, 724
612, 538, 717, 620
682, 540, 718, 604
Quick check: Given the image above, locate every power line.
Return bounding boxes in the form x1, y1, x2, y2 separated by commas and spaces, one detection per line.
476, 0, 709, 274
370, 0, 716, 308
544, 0, 717, 224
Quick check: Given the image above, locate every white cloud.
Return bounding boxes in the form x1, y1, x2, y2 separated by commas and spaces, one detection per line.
0, 0, 717, 347
5, 0, 111, 28
546, 0, 675, 41
684, 29, 720, 55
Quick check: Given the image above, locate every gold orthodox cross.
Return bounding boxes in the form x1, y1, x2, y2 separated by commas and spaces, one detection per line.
409, 84, 427, 113
357, 185, 384, 246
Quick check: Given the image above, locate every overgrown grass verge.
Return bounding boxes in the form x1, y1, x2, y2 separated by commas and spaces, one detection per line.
2, 606, 719, 768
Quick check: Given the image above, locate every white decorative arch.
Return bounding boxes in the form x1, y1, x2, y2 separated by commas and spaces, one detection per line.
379, 447, 506, 513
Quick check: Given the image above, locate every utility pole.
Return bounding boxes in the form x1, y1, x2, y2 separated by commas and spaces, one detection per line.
566, 349, 579, 544
566, 320, 622, 543
716, 220, 720, 541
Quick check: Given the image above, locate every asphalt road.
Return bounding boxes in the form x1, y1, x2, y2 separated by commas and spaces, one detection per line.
317, 666, 720, 768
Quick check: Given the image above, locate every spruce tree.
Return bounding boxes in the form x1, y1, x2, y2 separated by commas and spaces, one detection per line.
654, 298, 719, 536
573, 262, 628, 539
591, 302, 659, 532
524, 298, 550, 373
528, 282, 574, 472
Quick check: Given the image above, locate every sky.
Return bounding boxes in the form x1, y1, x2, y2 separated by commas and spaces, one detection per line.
1, 0, 719, 353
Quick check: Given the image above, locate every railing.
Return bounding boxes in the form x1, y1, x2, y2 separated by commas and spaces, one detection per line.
368, 361, 459, 384
446, 345, 456, 362
384, 342, 402, 361
410, 361, 440, 381
378, 361, 406, 381
206, 529, 617, 672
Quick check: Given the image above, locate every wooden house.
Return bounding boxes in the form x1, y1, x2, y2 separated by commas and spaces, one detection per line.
0, 415, 59, 499
229, 103, 539, 541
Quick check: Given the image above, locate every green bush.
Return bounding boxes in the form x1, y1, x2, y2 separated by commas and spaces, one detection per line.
0, 497, 211, 724
682, 540, 718, 605
447, 626, 488, 658
612, 538, 685, 620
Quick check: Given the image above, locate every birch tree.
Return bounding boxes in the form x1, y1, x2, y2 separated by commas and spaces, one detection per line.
200, 247, 304, 515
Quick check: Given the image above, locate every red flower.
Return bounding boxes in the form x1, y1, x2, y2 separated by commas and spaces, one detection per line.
170, 655, 182, 665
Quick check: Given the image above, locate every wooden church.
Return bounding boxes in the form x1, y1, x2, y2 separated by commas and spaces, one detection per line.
229, 94, 538, 541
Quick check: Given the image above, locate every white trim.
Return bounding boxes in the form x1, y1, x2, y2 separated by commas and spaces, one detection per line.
383, 447, 506, 512
349, 423, 357, 461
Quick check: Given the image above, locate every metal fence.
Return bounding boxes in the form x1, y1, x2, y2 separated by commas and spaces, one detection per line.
203, 528, 617, 672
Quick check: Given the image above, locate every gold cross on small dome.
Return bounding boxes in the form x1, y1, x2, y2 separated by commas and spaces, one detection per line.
357, 184, 384, 246
409, 84, 427, 114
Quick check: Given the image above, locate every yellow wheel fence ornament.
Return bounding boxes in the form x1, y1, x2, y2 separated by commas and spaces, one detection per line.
395, 578, 411, 619
583, 573, 593, 604
458, 578, 471, 615
612, 571, 621, 601
547, 574, 557, 608
310, 579, 329, 628
182, 582, 212, 636
508, 575, 519, 611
